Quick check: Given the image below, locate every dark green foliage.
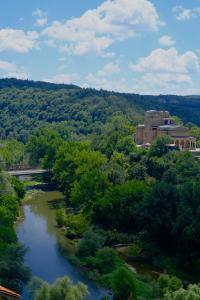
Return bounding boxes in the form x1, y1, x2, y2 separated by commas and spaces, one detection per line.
0, 170, 29, 292
76, 230, 106, 258
87, 247, 123, 274
2, 79, 200, 143
93, 180, 149, 233
141, 181, 179, 250
0, 243, 30, 293
0, 80, 141, 142
106, 267, 136, 300
27, 128, 64, 167
149, 136, 172, 158
11, 176, 25, 199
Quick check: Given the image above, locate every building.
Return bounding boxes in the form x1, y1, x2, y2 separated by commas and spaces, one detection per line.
135, 110, 196, 150
0, 286, 20, 300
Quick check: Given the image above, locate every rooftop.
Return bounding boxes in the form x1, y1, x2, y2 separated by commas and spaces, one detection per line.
0, 285, 20, 299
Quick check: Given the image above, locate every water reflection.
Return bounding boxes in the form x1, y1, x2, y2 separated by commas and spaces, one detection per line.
17, 190, 110, 299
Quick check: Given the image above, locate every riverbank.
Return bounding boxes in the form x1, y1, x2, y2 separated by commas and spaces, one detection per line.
17, 185, 111, 300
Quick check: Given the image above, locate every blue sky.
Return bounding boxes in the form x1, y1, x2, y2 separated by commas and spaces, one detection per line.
0, 0, 200, 95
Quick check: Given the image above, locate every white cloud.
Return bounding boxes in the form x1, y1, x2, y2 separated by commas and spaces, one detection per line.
43, 0, 161, 55
97, 62, 120, 77
130, 47, 200, 95
84, 62, 130, 92
173, 6, 200, 21
44, 73, 78, 84
0, 29, 38, 53
43, 39, 56, 48
85, 73, 132, 92
33, 9, 48, 27
159, 35, 175, 47
0, 59, 29, 79
132, 72, 197, 95
130, 47, 200, 73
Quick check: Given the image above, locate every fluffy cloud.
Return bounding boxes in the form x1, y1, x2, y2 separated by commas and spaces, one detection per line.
173, 6, 200, 21
44, 73, 78, 84
84, 62, 131, 92
130, 47, 200, 95
96, 62, 120, 77
85, 74, 132, 92
0, 59, 28, 78
43, 0, 161, 55
130, 47, 200, 73
159, 35, 175, 47
33, 9, 48, 27
0, 29, 38, 53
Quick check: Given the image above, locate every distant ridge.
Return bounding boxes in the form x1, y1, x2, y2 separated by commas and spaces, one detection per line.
1, 78, 200, 142
0, 78, 80, 90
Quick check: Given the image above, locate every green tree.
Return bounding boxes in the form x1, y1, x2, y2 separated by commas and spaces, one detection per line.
29, 276, 88, 300
94, 180, 149, 233
70, 170, 109, 208
149, 136, 171, 157
0, 243, 30, 293
108, 267, 136, 300
158, 275, 182, 298
27, 128, 63, 168
93, 247, 122, 274
163, 284, 200, 300
141, 181, 178, 250
76, 230, 105, 258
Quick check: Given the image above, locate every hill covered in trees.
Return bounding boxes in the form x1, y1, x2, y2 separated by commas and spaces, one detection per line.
1, 78, 200, 142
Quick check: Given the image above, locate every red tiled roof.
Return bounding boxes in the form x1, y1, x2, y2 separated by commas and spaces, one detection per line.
0, 285, 20, 299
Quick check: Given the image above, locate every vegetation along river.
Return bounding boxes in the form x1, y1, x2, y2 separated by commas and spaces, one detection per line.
16, 186, 110, 299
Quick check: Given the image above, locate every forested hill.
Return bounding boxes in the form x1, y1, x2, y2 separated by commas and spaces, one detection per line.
1, 78, 200, 142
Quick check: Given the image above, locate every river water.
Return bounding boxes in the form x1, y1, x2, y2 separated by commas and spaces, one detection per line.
16, 189, 110, 299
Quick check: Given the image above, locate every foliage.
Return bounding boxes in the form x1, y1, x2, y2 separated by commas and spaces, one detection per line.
106, 267, 136, 300
158, 275, 182, 298
86, 247, 123, 274
28, 276, 88, 300
76, 230, 106, 258
56, 209, 66, 227
93, 180, 149, 233
0, 170, 29, 292
0, 139, 25, 168
149, 136, 172, 158
0, 243, 30, 293
27, 128, 64, 168
56, 209, 88, 237
163, 283, 200, 300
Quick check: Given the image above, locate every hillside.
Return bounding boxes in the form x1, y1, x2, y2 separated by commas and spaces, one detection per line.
1, 78, 200, 142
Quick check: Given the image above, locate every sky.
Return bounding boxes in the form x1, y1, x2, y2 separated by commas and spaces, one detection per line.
0, 0, 200, 95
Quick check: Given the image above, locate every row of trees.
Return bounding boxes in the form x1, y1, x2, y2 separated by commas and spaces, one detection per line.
0, 167, 30, 292
26, 114, 200, 298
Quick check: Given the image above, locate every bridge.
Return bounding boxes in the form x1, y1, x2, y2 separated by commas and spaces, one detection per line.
7, 169, 48, 176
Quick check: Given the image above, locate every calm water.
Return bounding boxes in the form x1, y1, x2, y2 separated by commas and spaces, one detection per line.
17, 190, 110, 299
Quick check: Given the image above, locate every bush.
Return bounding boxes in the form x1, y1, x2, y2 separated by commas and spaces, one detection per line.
56, 209, 66, 227
107, 267, 136, 300
158, 274, 182, 298
28, 276, 88, 300
94, 247, 122, 274
76, 230, 105, 258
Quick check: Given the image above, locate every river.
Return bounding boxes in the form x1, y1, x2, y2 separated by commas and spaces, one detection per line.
16, 189, 110, 299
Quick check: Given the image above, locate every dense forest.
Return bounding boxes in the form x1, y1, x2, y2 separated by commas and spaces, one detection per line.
25, 117, 200, 299
2, 78, 200, 299
1, 78, 200, 142
0, 167, 30, 292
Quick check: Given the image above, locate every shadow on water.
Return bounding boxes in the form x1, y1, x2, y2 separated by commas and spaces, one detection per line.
17, 186, 111, 300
